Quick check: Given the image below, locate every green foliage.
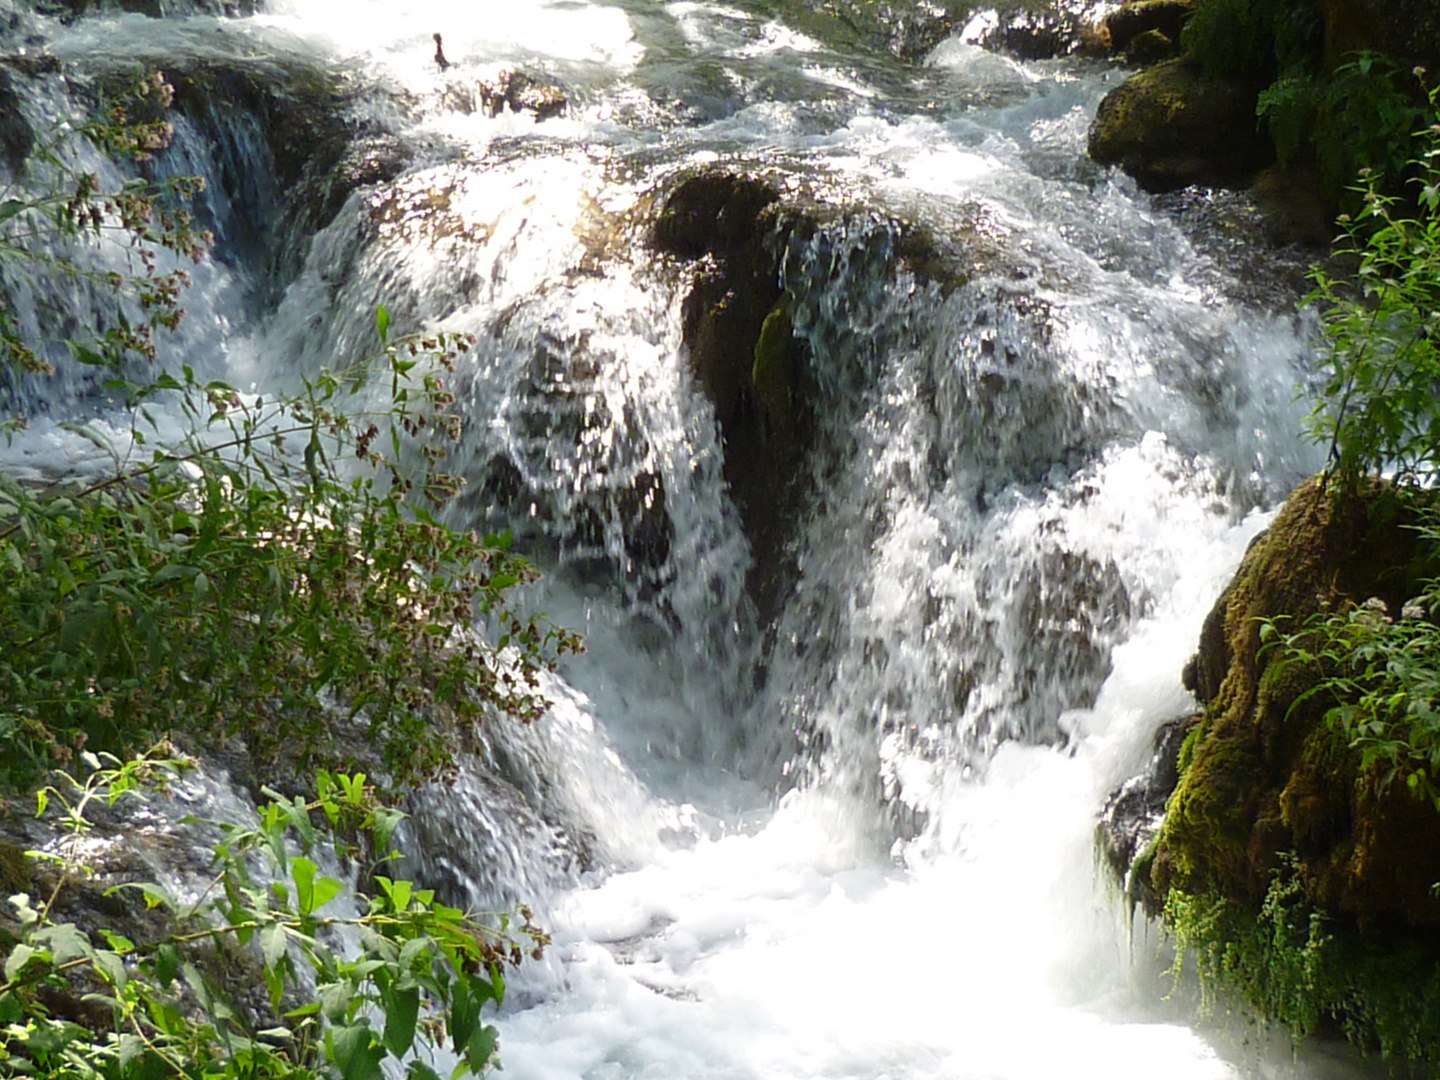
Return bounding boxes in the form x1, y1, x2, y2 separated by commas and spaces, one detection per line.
1263, 546, 1440, 804
1305, 92, 1440, 482
0, 71, 582, 793
1310, 55, 1427, 199
1182, 0, 1286, 78
0, 340, 581, 793
1164, 858, 1440, 1064
1255, 54, 1425, 204
0, 752, 547, 1079
0, 70, 210, 399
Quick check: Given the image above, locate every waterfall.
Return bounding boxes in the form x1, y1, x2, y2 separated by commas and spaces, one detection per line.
0, 0, 1375, 1076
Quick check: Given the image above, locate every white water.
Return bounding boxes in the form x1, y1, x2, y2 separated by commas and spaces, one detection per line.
0, 1, 1369, 1076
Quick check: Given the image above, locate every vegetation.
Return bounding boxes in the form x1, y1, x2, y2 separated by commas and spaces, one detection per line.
1164, 860, 1440, 1063
0, 67, 577, 1080
0, 752, 546, 1079
0, 72, 579, 793
1182, 0, 1429, 206
1155, 81, 1440, 1067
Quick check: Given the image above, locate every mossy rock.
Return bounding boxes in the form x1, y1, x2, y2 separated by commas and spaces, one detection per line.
1125, 28, 1180, 66
1087, 58, 1273, 191
1105, 0, 1195, 55
1152, 476, 1440, 927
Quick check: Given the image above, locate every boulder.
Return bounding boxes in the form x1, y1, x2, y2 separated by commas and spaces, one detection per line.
652, 171, 794, 621
1105, 0, 1195, 55
1097, 716, 1191, 911
1087, 58, 1273, 191
1150, 476, 1440, 927
1125, 27, 1180, 66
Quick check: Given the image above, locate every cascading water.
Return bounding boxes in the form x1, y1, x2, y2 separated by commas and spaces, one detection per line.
0, 0, 1378, 1076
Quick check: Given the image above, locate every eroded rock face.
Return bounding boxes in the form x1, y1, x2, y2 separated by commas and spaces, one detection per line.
1087, 58, 1273, 192
1149, 477, 1440, 927
651, 171, 794, 621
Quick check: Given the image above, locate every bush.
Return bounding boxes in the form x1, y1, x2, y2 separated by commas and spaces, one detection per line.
1305, 89, 1440, 482
0, 753, 545, 1079
0, 72, 581, 794
1159, 82, 1440, 1068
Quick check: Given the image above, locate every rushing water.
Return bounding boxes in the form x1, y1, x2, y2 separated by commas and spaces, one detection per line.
0, 0, 1377, 1076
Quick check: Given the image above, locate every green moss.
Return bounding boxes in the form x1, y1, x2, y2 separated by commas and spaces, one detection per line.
1165, 865, 1440, 1066
751, 304, 795, 441
0, 840, 31, 897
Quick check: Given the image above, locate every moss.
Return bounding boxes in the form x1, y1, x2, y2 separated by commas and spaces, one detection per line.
751, 305, 795, 442
1152, 477, 1440, 922
1087, 58, 1273, 191
1154, 475, 1440, 1066
1166, 870, 1440, 1067
0, 840, 31, 897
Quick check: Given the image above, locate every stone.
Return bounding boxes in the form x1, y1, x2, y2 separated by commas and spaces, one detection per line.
1152, 476, 1440, 927
1087, 58, 1273, 192
1125, 27, 1179, 66
1105, 0, 1195, 54
478, 69, 567, 122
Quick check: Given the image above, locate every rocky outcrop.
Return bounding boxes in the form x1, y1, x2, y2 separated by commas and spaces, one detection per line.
1096, 716, 1190, 910
651, 171, 795, 621
1146, 477, 1440, 926
1087, 58, 1273, 192
477, 69, 568, 122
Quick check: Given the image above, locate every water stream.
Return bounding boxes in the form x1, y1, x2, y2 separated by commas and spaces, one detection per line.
0, 1, 1372, 1076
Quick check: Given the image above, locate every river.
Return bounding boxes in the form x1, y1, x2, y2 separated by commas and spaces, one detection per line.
0, 1, 1371, 1076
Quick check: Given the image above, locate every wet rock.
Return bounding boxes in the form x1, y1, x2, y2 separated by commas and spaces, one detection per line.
652, 170, 796, 620
478, 69, 567, 122
965, 0, 1111, 60
1097, 716, 1191, 910
1249, 165, 1333, 248
0, 68, 34, 177
1125, 27, 1179, 66
1153, 477, 1440, 926
1088, 58, 1273, 192
34, 0, 259, 20
1104, 0, 1195, 56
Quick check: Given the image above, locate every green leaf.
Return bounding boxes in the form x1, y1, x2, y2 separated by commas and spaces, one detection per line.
261, 921, 288, 971
0, 198, 27, 223
329, 1021, 386, 1080
293, 856, 319, 915
466, 1023, 499, 1071
35, 923, 92, 964
67, 341, 111, 367
376, 305, 392, 345
94, 948, 127, 990
321, 979, 354, 1023
154, 943, 181, 986
382, 984, 420, 1058
407, 1062, 442, 1080
373, 808, 405, 857
4, 943, 35, 982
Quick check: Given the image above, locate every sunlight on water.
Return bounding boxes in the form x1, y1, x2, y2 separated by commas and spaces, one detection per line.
0, 1, 1374, 1076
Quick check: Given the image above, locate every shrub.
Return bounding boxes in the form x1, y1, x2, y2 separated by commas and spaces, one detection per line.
0, 752, 545, 1079
0, 72, 581, 793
